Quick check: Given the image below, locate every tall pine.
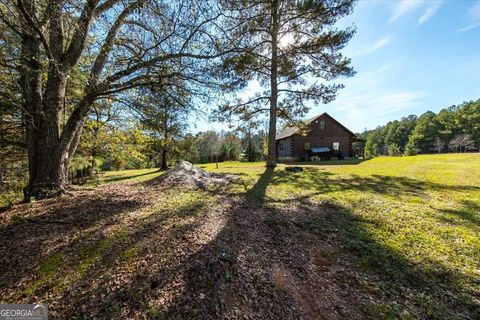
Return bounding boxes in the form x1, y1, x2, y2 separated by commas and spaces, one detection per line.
217, 0, 356, 167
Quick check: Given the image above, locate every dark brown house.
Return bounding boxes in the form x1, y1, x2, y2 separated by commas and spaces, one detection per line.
276, 113, 363, 161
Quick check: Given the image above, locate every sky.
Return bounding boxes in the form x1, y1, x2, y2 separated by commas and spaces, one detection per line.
192, 0, 480, 133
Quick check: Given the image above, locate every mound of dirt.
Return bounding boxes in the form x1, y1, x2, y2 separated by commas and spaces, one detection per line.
149, 161, 237, 189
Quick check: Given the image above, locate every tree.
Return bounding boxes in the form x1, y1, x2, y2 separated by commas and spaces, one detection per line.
457, 100, 480, 147
362, 126, 384, 157
0, 18, 26, 187
435, 106, 459, 143
176, 133, 201, 164
405, 111, 439, 155
433, 137, 445, 153
76, 101, 124, 169
220, 132, 242, 161
244, 136, 263, 162
448, 134, 476, 153
404, 141, 418, 156
387, 143, 401, 156
216, 0, 355, 167
359, 100, 478, 157
197, 131, 224, 164
364, 140, 378, 157
1, 0, 228, 199
384, 115, 417, 153
133, 85, 190, 170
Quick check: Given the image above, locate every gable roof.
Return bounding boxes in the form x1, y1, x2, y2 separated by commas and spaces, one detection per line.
275, 112, 355, 140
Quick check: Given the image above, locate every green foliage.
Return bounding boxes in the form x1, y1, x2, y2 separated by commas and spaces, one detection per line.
77, 120, 153, 171
407, 111, 440, 154
404, 140, 418, 156
364, 140, 378, 157
132, 85, 190, 169
387, 143, 401, 156
220, 132, 242, 161
243, 138, 263, 162
362, 99, 480, 157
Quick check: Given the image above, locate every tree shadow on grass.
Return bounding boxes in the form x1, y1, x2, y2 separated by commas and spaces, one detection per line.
0, 186, 216, 318
157, 168, 480, 319
99, 170, 161, 184
314, 201, 480, 319
436, 199, 480, 228
0, 186, 151, 295
1, 168, 478, 319
265, 167, 479, 199
245, 167, 274, 203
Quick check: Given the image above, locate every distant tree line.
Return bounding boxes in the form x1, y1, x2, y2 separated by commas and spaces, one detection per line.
359, 99, 480, 157
74, 113, 267, 172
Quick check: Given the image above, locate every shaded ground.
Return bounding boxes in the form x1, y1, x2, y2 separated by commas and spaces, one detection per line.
0, 181, 361, 319
1, 155, 479, 319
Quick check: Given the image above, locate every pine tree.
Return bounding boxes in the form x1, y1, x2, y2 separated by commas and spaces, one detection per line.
216, 0, 356, 167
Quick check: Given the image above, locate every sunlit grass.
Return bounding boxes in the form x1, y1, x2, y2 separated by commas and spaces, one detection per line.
200, 154, 480, 318
95, 168, 163, 185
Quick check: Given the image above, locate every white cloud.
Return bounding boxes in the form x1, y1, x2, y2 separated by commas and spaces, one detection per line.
458, 0, 480, 32
418, 1, 442, 25
389, 0, 423, 22
352, 36, 392, 56
389, 0, 442, 24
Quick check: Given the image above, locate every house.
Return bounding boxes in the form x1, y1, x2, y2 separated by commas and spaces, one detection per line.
276, 113, 364, 161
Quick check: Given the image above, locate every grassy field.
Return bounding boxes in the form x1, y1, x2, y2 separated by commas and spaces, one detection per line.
1, 153, 479, 318
198, 154, 480, 317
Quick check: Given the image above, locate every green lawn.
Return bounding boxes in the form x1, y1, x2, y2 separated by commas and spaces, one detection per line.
199, 154, 480, 318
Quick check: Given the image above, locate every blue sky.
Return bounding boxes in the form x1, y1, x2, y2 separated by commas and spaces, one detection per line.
193, 0, 480, 133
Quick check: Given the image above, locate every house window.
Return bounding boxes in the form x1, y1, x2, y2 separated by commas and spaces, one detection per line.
319, 121, 326, 130
333, 142, 340, 150
304, 142, 311, 150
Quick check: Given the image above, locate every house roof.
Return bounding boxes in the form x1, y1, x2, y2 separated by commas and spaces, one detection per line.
275, 112, 356, 140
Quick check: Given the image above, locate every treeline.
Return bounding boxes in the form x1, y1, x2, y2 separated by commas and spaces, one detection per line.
360, 99, 480, 156
74, 117, 267, 172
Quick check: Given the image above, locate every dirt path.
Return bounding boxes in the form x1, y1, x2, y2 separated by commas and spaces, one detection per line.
0, 178, 363, 319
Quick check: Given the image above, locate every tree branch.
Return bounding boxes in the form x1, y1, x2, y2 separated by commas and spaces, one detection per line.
63, 0, 99, 69
90, 1, 144, 81
16, 0, 53, 60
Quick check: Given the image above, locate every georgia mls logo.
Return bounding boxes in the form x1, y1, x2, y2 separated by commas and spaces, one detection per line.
0, 303, 48, 320
32, 305, 47, 317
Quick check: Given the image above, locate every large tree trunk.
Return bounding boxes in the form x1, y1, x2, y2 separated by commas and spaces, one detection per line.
20, 35, 43, 198
18, 0, 77, 200
23, 70, 69, 199
160, 149, 168, 170
24, 45, 70, 195
266, 0, 279, 168
18, 11, 68, 199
